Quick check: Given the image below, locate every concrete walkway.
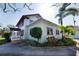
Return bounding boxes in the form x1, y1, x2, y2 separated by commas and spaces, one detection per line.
0, 42, 76, 56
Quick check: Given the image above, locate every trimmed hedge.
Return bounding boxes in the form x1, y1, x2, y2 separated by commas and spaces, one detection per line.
3, 32, 11, 42
30, 27, 42, 41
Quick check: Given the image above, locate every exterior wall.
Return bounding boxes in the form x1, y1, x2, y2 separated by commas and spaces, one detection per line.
10, 31, 20, 40
23, 15, 40, 39
24, 15, 40, 26
25, 21, 48, 43
25, 19, 62, 43
42, 20, 62, 40
18, 15, 41, 39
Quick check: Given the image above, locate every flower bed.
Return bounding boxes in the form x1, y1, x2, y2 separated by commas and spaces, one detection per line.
25, 38, 76, 47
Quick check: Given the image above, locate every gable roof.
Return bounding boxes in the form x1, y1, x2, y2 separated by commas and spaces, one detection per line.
16, 13, 41, 26
16, 13, 59, 27
10, 28, 21, 31
27, 18, 59, 27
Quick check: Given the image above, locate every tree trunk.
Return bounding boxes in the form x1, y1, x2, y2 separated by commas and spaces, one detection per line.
60, 18, 64, 41
73, 17, 76, 38
73, 17, 76, 26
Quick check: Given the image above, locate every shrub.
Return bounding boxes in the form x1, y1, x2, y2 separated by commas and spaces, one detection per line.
46, 36, 76, 46
30, 27, 42, 41
40, 42, 48, 47
54, 38, 76, 46
24, 39, 49, 47
3, 32, 11, 42
63, 38, 76, 46
25, 39, 41, 46
47, 36, 58, 46
56, 40, 64, 46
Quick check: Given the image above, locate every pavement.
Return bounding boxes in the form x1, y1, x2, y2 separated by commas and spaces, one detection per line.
74, 39, 79, 56
0, 41, 77, 56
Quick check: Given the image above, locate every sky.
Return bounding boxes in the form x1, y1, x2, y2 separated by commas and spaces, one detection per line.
0, 3, 79, 27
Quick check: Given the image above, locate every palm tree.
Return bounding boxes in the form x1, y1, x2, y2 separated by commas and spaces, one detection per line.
56, 3, 71, 40
63, 8, 79, 26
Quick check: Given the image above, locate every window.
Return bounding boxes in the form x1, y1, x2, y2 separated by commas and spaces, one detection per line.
17, 31, 20, 35
13, 32, 16, 35
19, 21, 24, 27
56, 29, 59, 35
47, 27, 53, 35
21, 22, 24, 26
20, 30, 24, 36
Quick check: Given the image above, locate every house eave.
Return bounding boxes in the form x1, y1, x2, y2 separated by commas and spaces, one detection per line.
16, 13, 41, 27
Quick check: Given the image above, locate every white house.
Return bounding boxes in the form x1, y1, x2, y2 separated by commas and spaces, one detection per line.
15, 13, 62, 43
10, 13, 79, 43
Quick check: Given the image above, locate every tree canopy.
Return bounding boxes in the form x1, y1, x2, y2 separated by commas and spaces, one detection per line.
0, 3, 33, 13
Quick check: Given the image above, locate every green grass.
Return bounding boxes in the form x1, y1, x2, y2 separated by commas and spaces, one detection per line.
0, 37, 5, 40
0, 37, 6, 45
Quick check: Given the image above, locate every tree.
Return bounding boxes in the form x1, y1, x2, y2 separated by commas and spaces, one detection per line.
65, 26, 75, 35
0, 26, 11, 42
7, 24, 15, 28
0, 27, 4, 35
0, 3, 34, 29
55, 3, 71, 40
0, 3, 33, 13
63, 8, 79, 26
0, 26, 11, 36
0, 26, 7, 36
53, 3, 79, 40
30, 27, 42, 42
59, 25, 75, 38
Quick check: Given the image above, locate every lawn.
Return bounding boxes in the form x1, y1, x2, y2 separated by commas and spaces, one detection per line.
0, 38, 5, 40
0, 37, 6, 45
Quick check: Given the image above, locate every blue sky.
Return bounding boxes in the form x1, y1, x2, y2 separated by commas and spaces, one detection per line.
0, 3, 79, 27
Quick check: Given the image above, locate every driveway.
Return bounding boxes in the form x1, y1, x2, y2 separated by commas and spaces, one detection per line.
0, 42, 76, 56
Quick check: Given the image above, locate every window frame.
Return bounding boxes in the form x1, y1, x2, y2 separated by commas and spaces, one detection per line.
56, 29, 59, 35
20, 30, 24, 36
47, 27, 53, 35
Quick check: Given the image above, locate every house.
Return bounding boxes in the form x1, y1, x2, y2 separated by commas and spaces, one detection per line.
15, 13, 62, 43
10, 27, 21, 40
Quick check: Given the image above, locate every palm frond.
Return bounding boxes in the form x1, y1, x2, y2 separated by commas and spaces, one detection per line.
62, 12, 71, 18
55, 14, 61, 18
62, 8, 79, 18
65, 8, 79, 15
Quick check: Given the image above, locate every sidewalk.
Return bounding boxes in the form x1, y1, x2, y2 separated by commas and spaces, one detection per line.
75, 39, 79, 56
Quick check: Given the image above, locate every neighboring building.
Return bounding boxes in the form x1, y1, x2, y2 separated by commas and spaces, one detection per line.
10, 27, 21, 40
73, 26, 79, 39
15, 13, 62, 43
67, 26, 79, 39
